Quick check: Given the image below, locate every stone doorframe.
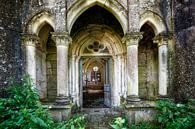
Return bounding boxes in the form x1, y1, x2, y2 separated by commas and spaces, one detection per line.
78, 56, 112, 108
69, 25, 126, 106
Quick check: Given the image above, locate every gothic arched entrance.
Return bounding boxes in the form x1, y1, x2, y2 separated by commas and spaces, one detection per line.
69, 5, 126, 107
80, 56, 113, 108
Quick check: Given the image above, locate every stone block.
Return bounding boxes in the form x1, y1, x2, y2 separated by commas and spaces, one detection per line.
47, 104, 72, 122
125, 101, 156, 124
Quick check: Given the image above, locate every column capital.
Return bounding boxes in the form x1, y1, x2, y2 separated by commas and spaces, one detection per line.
71, 54, 77, 59
22, 34, 40, 46
115, 53, 124, 57
122, 32, 143, 46
153, 33, 169, 47
51, 32, 72, 46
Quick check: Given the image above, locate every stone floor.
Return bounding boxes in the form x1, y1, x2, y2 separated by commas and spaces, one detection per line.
80, 108, 123, 129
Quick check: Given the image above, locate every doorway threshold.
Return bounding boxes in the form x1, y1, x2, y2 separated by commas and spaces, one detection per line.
81, 108, 111, 114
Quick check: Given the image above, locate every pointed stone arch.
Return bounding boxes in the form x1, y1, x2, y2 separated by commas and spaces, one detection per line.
25, 10, 54, 34
140, 11, 166, 35
70, 25, 125, 57
22, 10, 56, 101
67, 0, 127, 34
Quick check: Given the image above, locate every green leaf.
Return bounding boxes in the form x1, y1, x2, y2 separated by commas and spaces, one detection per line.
110, 124, 120, 129
16, 116, 24, 126
71, 125, 75, 129
36, 117, 48, 128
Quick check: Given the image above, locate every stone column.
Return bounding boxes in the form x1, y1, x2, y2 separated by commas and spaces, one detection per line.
123, 32, 143, 103
71, 55, 76, 103
153, 35, 168, 97
51, 32, 72, 105
22, 34, 39, 85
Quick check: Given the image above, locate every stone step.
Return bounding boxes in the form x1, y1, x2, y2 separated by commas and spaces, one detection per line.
79, 108, 123, 129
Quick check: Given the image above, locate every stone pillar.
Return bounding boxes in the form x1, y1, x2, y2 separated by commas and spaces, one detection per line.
113, 55, 120, 105
153, 35, 168, 97
123, 32, 143, 103
51, 32, 72, 105
22, 34, 39, 85
71, 55, 76, 103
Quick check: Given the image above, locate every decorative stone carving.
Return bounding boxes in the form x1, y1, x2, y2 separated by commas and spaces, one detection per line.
122, 32, 143, 46
51, 32, 72, 46
22, 34, 40, 46
153, 33, 168, 47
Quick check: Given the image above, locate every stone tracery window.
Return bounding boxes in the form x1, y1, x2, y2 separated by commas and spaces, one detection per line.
87, 41, 104, 52
83, 41, 110, 54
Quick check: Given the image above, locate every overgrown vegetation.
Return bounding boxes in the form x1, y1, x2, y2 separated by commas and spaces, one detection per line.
110, 117, 129, 129
0, 76, 86, 129
110, 117, 159, 129
110, 100, 195, 129
0, 76, 194, 129
156, 100, 195, 129
0, 77, 53, 129
55, 115, 86, 129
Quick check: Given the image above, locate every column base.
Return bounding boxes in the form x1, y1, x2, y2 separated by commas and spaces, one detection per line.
157, 95, 169, 100
126, 95, 140, 104
55, 96, 70, 106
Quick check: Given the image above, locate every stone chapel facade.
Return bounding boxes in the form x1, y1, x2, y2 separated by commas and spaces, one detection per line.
2, 0, 195, 121
22, 0, 173, 107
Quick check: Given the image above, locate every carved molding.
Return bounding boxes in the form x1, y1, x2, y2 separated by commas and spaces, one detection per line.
24, 10, 54, 33
51, 32, 72, 46
122, 32, 143, 46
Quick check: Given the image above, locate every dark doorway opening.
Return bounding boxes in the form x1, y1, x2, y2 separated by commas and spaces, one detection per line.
80, 57, 112, 108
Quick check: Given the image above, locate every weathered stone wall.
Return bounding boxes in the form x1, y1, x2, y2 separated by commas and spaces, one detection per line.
173, 0, 195, 102
140, 0, 172, 31
0, 0, 23, 91
2, 0, 191, 103
46, 39, 57, 102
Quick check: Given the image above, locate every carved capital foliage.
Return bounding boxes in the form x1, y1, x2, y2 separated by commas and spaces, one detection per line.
22, 34, 40, 46
51, 32, 72, 46
153, 32, 170, 47
122, 32, 143, 46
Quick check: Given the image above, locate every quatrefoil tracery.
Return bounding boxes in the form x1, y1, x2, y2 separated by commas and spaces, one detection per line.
87, 41, 104, 52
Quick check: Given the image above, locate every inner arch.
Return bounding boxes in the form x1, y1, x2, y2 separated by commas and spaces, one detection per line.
70, 5, 124, 37
69, 5, 125, 107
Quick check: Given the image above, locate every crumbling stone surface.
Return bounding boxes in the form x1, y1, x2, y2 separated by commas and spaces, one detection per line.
0, 0, 24, 90
173, 0, 195, 102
